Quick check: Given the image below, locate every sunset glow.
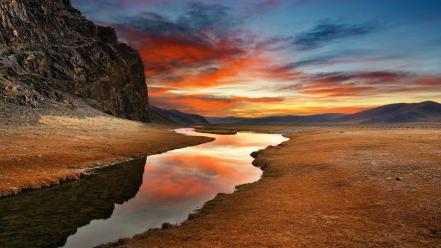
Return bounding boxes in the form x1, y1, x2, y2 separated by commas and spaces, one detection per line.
72, 0, 441, 117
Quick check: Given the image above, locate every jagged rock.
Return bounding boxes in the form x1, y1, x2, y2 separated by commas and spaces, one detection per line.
0, 0, 149, 121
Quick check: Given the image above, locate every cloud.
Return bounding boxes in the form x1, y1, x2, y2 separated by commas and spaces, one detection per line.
311, 71, 406, 84
151, 94, 284, 116
244, 0, 309, 16
110, 2, 259, 87
122, 2, 236, 37
297, 71, 405, 97
117, 24, 248, 78
72, 0, 174, 10
296, 71, 441, 97
287, 50, 406, 69
244, 0, 281, 16
110, 1, 305, 90
178, 2, 235, 31
293, 20, 376, 50
260, 63, 301, 81
71, 0, 441, 117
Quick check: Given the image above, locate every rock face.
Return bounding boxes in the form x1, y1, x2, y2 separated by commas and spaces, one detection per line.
0, 0, 149, 121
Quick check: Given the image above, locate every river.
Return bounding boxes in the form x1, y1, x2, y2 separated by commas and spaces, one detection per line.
0, 129, 287, 248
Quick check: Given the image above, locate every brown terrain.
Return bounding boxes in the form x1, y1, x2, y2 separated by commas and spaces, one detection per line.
0, 113, 212, 197
1, 2, 441, 247
102, 124, 441, 248
0, 0, 210, 198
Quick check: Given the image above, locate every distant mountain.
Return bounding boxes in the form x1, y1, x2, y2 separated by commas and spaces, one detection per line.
150, 106, 209, 125
208, 101, 441, 124
208, 113, 348, 124
336, 101, 441, 124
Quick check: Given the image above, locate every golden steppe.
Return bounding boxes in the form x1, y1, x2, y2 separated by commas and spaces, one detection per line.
0, 116, 212, 197
102, 124, 441, 248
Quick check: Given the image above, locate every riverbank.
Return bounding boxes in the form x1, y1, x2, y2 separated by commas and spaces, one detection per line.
0, 115, 213, 197
103, 125, 441, 247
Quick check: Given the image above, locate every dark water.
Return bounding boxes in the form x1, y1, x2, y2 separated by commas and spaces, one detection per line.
0, 159, 145, 248
0, 129, 287, 248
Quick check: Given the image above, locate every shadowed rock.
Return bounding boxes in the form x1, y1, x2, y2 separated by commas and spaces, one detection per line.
0, 0, 149, 121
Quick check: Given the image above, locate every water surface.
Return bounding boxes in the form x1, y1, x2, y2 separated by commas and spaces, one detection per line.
0, 129, 287, 248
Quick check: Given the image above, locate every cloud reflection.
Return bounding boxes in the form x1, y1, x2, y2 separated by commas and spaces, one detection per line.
62, 129, 288, 248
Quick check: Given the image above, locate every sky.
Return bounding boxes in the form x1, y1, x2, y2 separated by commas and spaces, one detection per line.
71, 0, 441, 117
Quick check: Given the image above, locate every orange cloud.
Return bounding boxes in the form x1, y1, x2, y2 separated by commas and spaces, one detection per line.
164, 56, 267, 87
258, 63, 301, 81
137, 35, 246, 77
148, 87, 171, 96
301, 84, 375, 96
152, 94, 284, 115
296, 72, 441, 99
300, 106, 370, 114
163, 96, 234, 111
114, 24, 298, 89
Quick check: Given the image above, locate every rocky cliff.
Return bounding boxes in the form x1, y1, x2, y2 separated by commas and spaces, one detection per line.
0, 0, 149, 121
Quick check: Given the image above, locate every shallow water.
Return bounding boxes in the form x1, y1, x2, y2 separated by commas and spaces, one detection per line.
0, 129, 287, 248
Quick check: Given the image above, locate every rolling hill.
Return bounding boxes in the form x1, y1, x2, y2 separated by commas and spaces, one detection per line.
336, 101, 441, 124
208, 101, 441, 124
208, 113, 348, 124
150, 106, 209, 125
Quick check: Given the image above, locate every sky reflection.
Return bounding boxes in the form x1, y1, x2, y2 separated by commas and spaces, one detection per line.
63, 129, 287, 248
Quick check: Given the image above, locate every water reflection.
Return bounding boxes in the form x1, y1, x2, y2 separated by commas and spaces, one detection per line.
0, 159, 145, 248
0, 129, 288, 248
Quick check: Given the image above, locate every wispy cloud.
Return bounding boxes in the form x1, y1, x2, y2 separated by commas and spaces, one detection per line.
151, 94, 284, 116
111, 2, 307, 90
293, 20, 376, 50
71, 1, 441, 117
111, 2, 253, 86
296, 71, 441, 97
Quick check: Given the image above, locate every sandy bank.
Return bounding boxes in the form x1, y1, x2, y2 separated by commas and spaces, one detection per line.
102, 125, 441, 247
0, 115, 213, 197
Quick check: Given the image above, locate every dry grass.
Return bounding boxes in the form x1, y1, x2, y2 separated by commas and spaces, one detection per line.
0, 115, 212, 197
104, 125, 441, 248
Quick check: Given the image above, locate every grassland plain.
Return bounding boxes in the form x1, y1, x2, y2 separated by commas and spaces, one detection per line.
102, 124, 441, 248
0, 115, 212, 197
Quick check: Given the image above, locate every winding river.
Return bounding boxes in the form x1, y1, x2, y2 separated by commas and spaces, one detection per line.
0, 129, 287, 248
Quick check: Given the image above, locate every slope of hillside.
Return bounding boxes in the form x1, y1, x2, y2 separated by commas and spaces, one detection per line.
208, 101, 441, 125
337, 101, 441, 124
150, 106, 209, 125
